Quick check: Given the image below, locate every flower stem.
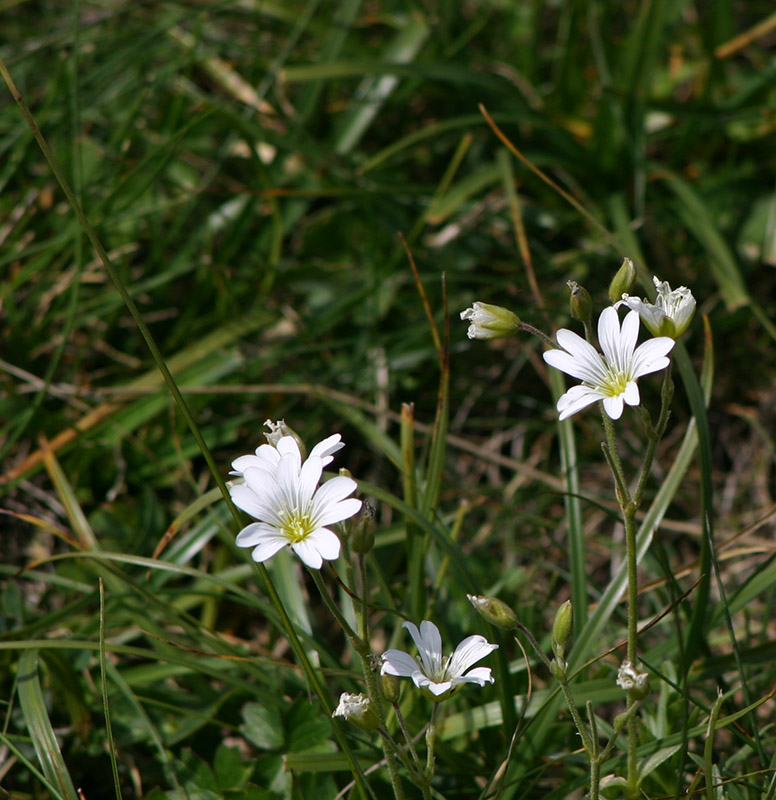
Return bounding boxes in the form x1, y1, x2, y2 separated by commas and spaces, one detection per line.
309, 568, 369, 656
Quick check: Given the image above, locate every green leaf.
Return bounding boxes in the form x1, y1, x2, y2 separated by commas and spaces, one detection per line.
241, 702, 285, 751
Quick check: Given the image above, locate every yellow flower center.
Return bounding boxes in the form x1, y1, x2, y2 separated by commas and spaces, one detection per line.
601, 366, 629, 397
279, 507, 315, 543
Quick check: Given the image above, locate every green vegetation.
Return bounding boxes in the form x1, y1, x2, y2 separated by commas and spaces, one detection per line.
2, 1, 776, 798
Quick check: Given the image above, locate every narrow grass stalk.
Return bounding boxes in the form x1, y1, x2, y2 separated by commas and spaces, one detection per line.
98, 580, 122, 800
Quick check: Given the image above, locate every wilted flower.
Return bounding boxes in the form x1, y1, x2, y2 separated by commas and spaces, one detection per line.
618, 276, 696, 338
230, 433, 361, 569
616, 660, 650, 700
460, 302, 520, 340
332, 692, 379, 732
543, 307, 674, 421
380, 620, 498, 702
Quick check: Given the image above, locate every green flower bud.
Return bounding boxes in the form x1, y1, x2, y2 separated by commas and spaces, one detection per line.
567, 281, 592, 326
608, 257, 637, 304
460, 302, 521, 340
551, 600, 573, 660
381, 673, 401, 704
332, 693, 379, 732
466, 594, 518, 630
351, 500, 375, 555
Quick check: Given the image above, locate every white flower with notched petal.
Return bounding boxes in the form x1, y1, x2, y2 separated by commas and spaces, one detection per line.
543, 307, 674, 421
229, 434, 361, 569
380, 620, 498, 702
618, 276, 696, 339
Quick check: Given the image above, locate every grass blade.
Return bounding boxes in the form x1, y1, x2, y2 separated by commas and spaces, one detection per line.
17, 649, 79, 800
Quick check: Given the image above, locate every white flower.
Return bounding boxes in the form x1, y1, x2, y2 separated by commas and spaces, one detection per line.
460, 302, 520, 340
230, 434, 361, 569
380, 620, 498, 702
618, 276, 696, 338
543, 307, 674, 421
332, 692, 379, 731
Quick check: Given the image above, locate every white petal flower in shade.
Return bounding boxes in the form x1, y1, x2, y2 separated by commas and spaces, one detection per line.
460, 302, 520, 340
380, 620, 498, 702
543, 307, 675, 421
230, 434, 361, 569
618, 276, 696, 338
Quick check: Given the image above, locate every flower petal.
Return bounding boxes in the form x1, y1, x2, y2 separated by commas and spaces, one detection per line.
247, 535, 289, 563
313, 475, 357, 509
230, 482, 284, 527
447, 635, 499, 676
602, 394, 624, 420
623, 381, 640, 407
421, 678, 452, 696
381, 649, 421, 678
451, 667, 494, 687
557, 385, 604, 420
235, 522, 281, 547
404, 620, 443, 676
310, 434, 344, 466
306, 527, 341, 561
630, 337, 674, 378
316, 497, 363, 527
292, 537, 324, 569
543, 347, 606, 385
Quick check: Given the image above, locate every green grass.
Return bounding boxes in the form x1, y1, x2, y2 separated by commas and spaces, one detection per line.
2, 1, 776, 798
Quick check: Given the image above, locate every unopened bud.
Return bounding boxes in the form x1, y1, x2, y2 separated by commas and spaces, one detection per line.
351, 500, 375, 555
466, 594, 518, 630
381, 673, 401, 704
567, 281, 592, 325
551, 600, 573, 660
608, 258, 637, 304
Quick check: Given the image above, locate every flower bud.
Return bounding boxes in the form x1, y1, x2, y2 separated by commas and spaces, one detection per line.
332, 693, 379, 732
567, 281, 592, 326
551, 599, 573, 660
380, 673, 401, 704
351, 500, 375, 555
460, 302, 520, 340
466, 594, 518, 630
608, 258, 637, 304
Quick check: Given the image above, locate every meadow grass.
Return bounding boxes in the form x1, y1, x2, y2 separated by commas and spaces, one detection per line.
2, 1, 776, 798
